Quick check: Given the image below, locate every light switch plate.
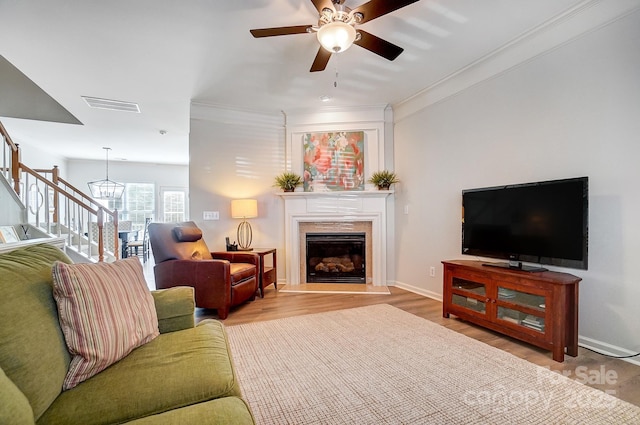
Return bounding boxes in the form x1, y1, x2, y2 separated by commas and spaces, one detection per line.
203, 211, 219, 220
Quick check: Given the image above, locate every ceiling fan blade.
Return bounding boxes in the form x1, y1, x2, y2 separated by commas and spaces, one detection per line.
354, 30, 404, 61
310, 0, 336, 14
250, 25, 312, 38
310, 47, 332, 72
352, 0, 420, 24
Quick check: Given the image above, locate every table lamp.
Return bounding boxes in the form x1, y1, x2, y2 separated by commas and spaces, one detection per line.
231, 199, 258, 251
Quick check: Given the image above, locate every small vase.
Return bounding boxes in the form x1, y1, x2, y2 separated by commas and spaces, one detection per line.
377, 185, 390, 191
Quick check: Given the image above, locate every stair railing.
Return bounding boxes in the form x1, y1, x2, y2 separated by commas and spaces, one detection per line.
1, 120, 118, 261
0, 121, 20, 194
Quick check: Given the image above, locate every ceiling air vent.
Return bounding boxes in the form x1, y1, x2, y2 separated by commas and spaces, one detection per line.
82, 96, 140, 113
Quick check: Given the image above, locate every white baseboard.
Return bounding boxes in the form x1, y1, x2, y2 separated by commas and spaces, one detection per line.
579, 336, 640, 367
390, 281, 442, 302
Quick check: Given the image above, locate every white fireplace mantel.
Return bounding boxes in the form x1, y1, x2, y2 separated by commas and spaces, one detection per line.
276, 190, 392, 286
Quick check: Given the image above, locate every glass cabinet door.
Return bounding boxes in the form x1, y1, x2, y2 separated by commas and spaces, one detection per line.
496, 285, 546, 332
451, 277, 487, 314
452, 277, 486, 295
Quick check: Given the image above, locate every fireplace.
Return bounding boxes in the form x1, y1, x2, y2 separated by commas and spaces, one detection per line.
277, 191, 391, 286
306, 233, 366, 283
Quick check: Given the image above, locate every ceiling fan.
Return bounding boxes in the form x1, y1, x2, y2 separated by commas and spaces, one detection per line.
250, 0, 420, 72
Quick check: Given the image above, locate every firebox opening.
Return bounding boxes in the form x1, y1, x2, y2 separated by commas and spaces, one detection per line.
306, 233, 366, 283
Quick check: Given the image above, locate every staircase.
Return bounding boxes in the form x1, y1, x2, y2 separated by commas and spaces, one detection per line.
1, 120, 120, 262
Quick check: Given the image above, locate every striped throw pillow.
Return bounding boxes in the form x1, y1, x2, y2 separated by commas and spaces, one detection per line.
52, 258, 159, 390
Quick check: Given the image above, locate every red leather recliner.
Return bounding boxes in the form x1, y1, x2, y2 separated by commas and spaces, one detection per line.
148, 221, 258, 319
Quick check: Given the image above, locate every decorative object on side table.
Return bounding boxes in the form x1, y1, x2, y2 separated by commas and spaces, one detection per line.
231, 199, 258, 251
0, 226, 20, 243
225, 237, 238, 251
274, 172, 302, 192
368, 170, 399, 190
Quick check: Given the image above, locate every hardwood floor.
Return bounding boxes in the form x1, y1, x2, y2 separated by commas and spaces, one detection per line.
197, 285, 640, 408
142, 258, 640, 407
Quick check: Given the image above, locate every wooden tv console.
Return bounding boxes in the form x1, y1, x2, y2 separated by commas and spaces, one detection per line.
442, 260, 581, 362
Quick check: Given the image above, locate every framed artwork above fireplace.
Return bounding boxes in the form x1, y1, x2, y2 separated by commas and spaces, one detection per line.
302, 131, 365, 192
289, 125, 382, 192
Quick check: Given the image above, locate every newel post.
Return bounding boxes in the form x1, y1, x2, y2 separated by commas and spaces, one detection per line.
113, 211, 120, 260
52, 165, 59, 224
11, 143, 20, 195
97, 208, 104, 263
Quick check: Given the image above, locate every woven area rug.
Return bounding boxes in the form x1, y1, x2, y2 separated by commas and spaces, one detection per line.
226, 304, 640, 424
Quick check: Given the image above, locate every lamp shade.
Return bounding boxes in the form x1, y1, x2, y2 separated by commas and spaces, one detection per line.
317, 21, 357, 53
231, 199, 258, 219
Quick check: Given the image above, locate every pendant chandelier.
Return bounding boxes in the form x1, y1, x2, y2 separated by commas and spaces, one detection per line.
87, 147, 125, 199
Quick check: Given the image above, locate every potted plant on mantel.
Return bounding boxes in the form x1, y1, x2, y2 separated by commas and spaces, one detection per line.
274, 172, 302, 192
368, 170, 399, 190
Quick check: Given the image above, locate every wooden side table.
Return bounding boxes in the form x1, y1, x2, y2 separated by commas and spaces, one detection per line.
252, 248, 277, 297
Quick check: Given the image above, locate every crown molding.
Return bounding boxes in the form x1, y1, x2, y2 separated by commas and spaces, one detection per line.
393, 0, 640, 122
284, 104, 390, 127
190, 101, 284, 128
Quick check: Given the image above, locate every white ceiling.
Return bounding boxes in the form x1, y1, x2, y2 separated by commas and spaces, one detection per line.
0, 0, 591, 165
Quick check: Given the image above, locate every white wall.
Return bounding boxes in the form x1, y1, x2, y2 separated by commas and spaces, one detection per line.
393, 10, 640, 358
14, 138, 68, 173
65, 159, 189, 220
189, 104, 286, 266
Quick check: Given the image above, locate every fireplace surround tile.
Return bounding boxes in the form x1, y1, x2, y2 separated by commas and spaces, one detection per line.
299, 222, 372, 284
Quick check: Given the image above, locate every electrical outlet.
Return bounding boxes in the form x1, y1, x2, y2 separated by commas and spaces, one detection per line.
429, 266, 436, 277
203, 211, 219, 220
404, 204, 409, 215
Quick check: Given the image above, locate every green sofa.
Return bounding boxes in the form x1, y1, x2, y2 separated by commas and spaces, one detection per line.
0, 244, 255, 424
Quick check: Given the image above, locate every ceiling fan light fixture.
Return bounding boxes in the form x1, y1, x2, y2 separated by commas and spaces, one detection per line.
317, 21, 356, 53
250, 0, 417, 72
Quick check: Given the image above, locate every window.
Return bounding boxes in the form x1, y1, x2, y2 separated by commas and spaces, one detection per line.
98, 197, 123, 213
97, 183, 154, 230
125, 183, 154, 229
161, 188, 187, 223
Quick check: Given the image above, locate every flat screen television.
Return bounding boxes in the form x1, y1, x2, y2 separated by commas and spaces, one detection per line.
462, 177, 588, 271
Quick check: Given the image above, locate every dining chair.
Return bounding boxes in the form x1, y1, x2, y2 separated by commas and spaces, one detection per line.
126, 218, 151, 262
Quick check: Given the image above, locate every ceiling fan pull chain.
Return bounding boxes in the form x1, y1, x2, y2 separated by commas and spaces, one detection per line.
333, 57, 340, 88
